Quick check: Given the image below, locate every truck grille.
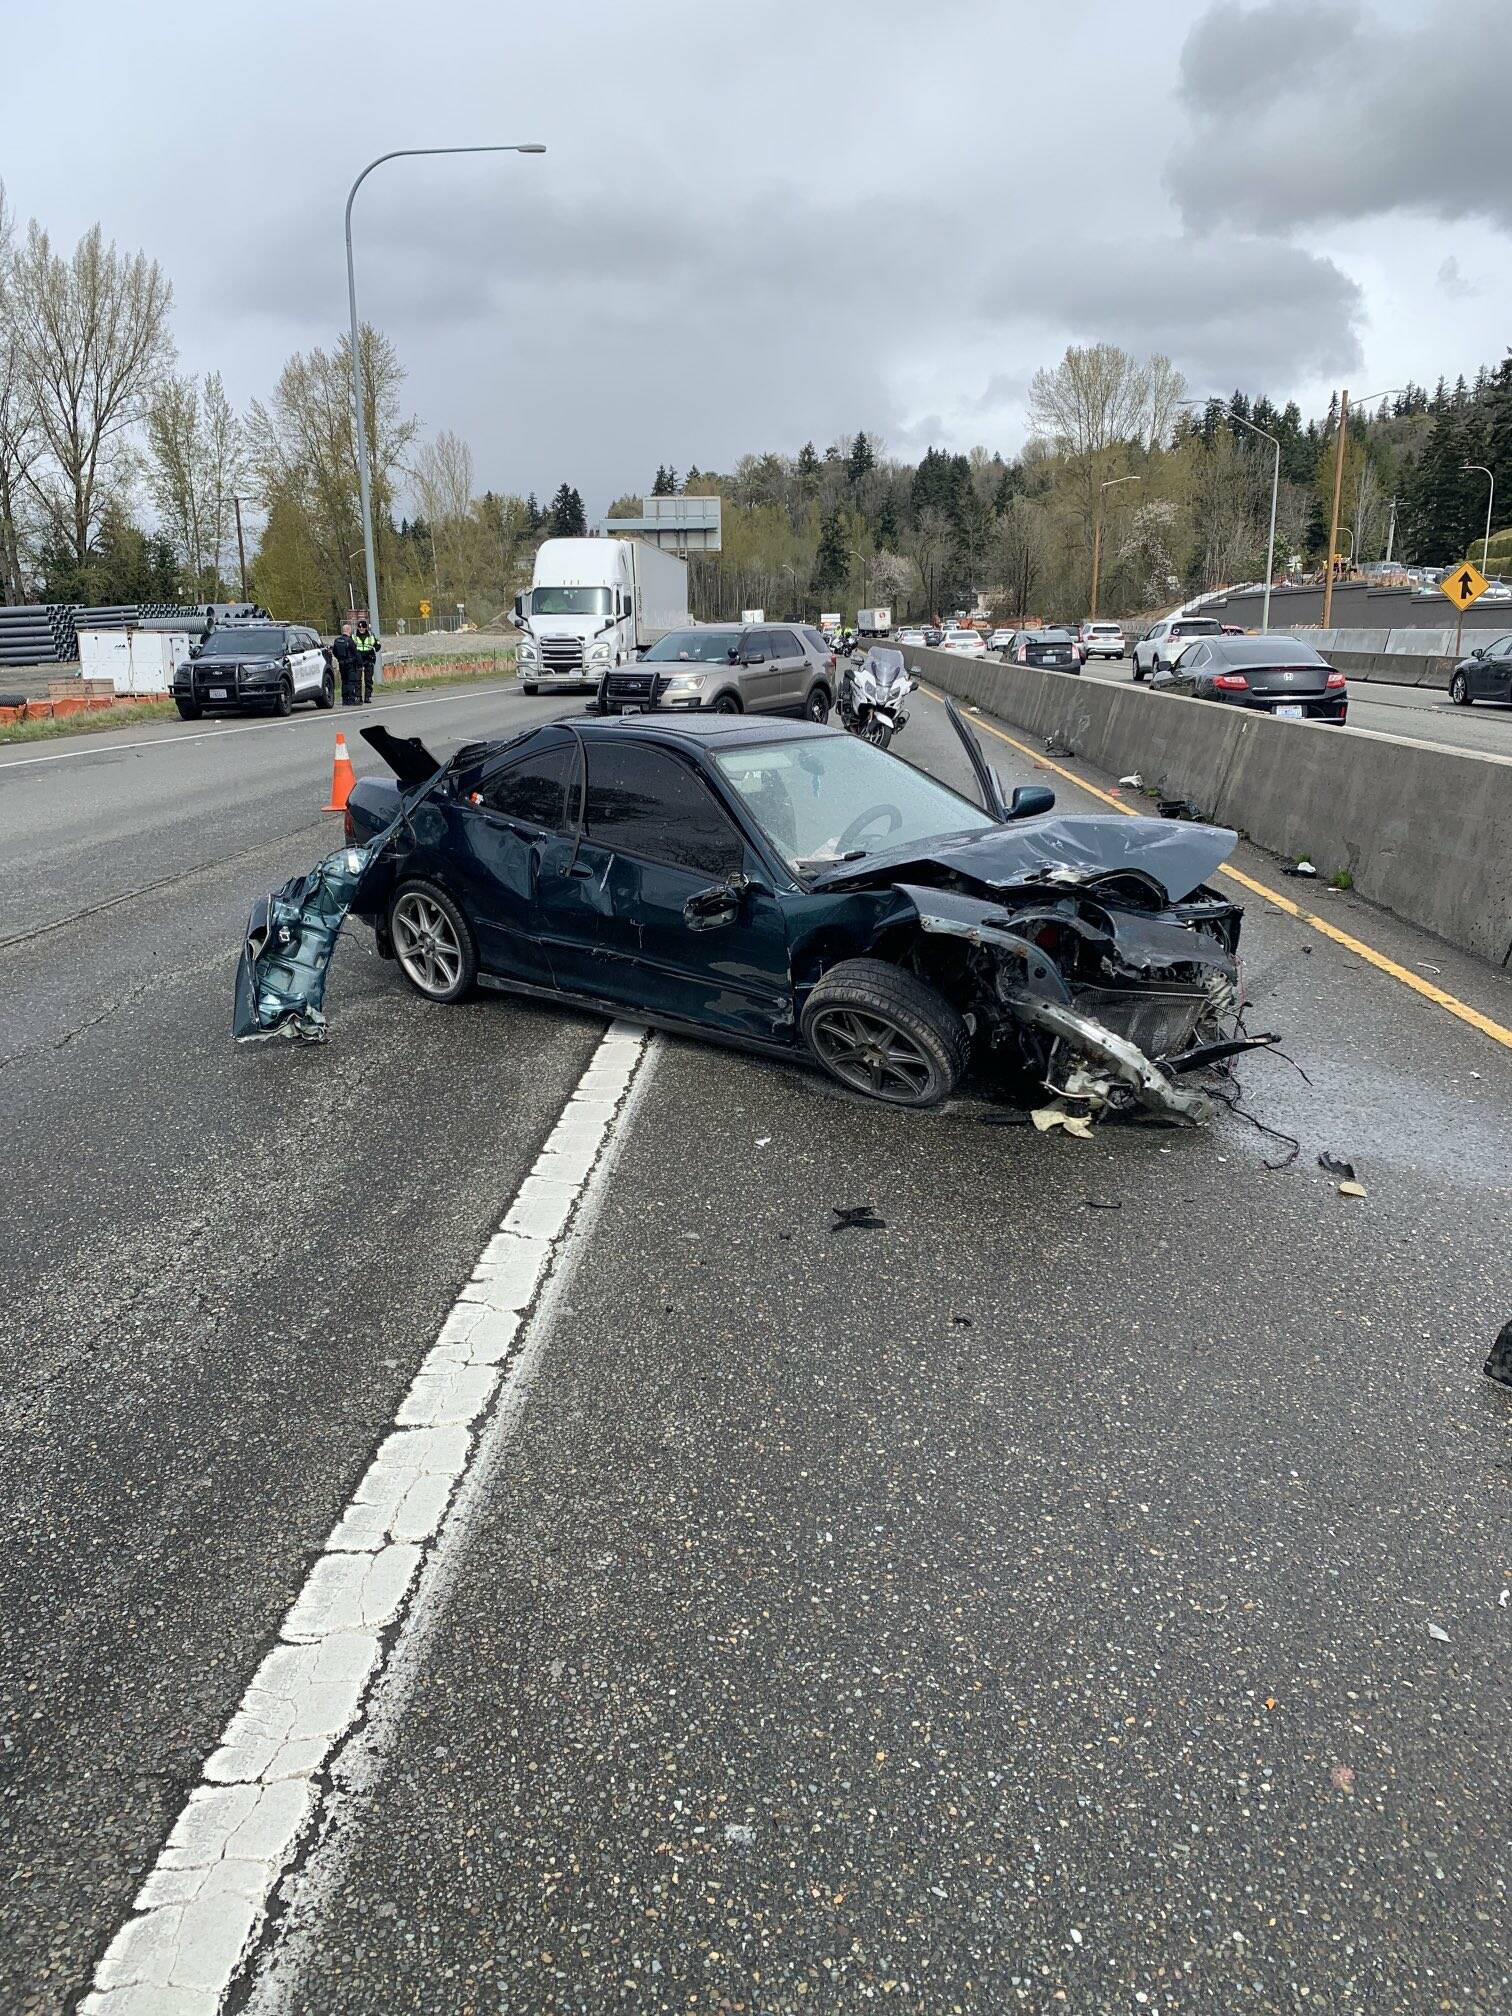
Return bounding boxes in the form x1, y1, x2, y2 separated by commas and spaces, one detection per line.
540, 638, 584, 675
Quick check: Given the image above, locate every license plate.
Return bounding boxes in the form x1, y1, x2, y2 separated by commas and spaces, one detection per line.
210, 688, 227, 699
1275, 703, 1303, 719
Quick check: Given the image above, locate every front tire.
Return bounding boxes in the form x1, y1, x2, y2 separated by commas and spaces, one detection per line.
801, 959, 969, 1109
860, 715, 893, 750
389, 882, 477, 1003
175, 699, 201, 721
316, 670, 335, 710
521, 683, 538, 696
273, 679, 293, 718
1450, 670, 1471, 706
713, 692, 743, 714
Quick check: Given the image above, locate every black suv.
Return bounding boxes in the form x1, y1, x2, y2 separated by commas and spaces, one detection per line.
173, 624, 335, 720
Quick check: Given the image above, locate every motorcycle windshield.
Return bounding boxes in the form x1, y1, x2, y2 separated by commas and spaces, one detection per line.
864, 647, 907, 690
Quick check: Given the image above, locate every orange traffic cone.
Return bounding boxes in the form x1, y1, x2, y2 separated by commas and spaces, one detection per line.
324, 733, 357, 812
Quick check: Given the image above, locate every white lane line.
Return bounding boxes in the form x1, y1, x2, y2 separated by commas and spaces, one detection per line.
0, 683, 523, 773
82, 1021, 653, 2016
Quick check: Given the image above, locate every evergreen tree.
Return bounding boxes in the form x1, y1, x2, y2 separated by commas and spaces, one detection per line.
547, 484, 586, 537
812, 507, 850, 594
910, 446, 970, 517
651, 464, 671, 495
1484, 353, 1512, 530
992, 464, 1020, 513
846, 430, 875, 487
796, 441, 820, 484
525, 492, 544, 533
876, 496, 899, 546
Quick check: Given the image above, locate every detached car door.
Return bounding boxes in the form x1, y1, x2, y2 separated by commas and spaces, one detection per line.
446, 730, 578, 986
537, 738, 794, 1041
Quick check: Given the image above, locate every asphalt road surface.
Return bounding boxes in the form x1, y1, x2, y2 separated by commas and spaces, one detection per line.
1075, 656, 1512, 758
3, 678, 1510, 2015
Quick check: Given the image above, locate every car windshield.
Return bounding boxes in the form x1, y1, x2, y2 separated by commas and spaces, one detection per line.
530, 587, 611, 616
200, 628, 284, 658
643, 630, 740, 664
714, 734, 993, 874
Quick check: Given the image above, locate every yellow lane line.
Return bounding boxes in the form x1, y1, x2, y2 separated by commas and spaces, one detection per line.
925, 688, 1512, 1054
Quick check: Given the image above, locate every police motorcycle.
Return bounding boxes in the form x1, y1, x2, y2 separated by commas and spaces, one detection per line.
836, 644, 919, 751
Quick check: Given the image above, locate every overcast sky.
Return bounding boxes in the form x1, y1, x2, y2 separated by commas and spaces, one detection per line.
4, 0, 1508, 518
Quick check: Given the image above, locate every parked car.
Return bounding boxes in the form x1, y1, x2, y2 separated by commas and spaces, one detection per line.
1008, 628, 1080, 674
987, 628, 1016, 652
1448, 632, 1512, 705
172, 622, 334, 720
939, 629, 987, 658
621, 623, 834, 719
237, 708, 1265, 1128
1152, 635, 1347, 722
1131, 615, 1222, 682
1079, 622, 1126, 659
898, 626, 929, 648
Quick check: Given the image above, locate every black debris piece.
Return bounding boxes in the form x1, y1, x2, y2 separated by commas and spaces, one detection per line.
950, 1315, 974, 1328
1318, 1152, 1357, 1182
1043, 738, 1074, 758
1082, 1197, 1123, 1210
1482, 1321, 1512, 1388
1158, 798, 1203, 822
978, 1111, 1032, 1128
831, 1204, 887, 1233
1282, 861, 1319, 879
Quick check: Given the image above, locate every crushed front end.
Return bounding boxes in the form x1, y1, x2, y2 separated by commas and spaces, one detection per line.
232, 846, 379, 1044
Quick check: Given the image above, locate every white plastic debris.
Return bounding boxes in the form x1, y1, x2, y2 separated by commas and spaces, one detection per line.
1030, 1105, 1094, 1139
1426, 1623, 1450, 1643
1292, 859, 1318, 877
1337, 1179, 1367, 1199
1118, 773, 1143, 788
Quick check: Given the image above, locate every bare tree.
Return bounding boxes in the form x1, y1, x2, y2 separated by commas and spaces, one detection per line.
1029, 344, 1151, 464
0, 182, 42, 602
995, 497, 1050, 620
9, 218, 174, 570
409, 428, 475, 586
145, 371, 244, 599
1143, 354, 1187, 452
1351, 455, 1382, 561
909, 506, 952, 619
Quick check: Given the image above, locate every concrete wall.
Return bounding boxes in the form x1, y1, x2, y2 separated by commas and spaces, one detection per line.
911, 645, 1512, 967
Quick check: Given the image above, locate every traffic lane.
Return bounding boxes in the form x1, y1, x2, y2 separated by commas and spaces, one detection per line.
0, 677, 559, 945
0, 712, 589, 2014
265, 709, 1509, 2011
1077, 656, 1512, 759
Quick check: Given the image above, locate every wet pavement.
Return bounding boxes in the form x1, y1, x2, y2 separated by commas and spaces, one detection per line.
2, 679, 1509, 2013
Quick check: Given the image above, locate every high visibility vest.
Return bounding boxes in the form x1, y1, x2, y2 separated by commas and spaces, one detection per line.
355, 630, 377, 658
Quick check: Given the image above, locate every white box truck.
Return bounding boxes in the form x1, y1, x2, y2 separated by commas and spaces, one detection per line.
515, 537, 689, 693
857, 606, 892, 636
77, 626, 194, 695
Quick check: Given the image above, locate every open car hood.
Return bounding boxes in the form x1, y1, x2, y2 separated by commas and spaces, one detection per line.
814, 814, 1237, 904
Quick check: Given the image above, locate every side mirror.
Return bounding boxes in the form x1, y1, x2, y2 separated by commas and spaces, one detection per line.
742, 651, 767, 666
908, 666, 921, 679
1007, 784, 1055, 820
1471, 646, 1485, 659
512, 594, 525, 624
189, 644, 201, 659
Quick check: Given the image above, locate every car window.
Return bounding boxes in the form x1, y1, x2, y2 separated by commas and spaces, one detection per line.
1494, 635, 1512, 657
802, 628, 830, 654
475, 741, 576, 827
585, 742, 744, 878
768, 629, 802, 658
644, 630, 741, 665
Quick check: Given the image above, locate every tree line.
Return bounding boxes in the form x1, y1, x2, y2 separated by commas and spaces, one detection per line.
2, 180, 1507, 631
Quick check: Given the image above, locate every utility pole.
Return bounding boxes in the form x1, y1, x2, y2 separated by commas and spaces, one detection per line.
1090, 474, 1140, 619
232, 496, 248, 601
1384, 496, 1398, 566
1321, 389, 1349, 629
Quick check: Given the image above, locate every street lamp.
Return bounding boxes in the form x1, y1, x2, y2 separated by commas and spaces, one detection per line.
1180, 398, 1282, 631
1322, 387, 1404, 626
345, 143, 546, 638
346, 548, 363, 618
1463, 462, 1495, 573
1090, 475, 1139, 620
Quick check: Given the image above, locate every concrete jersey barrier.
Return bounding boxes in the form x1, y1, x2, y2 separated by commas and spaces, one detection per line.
906, 643, 1512, 968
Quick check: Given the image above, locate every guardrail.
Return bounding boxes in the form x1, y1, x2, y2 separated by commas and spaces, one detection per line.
909, 643, 1512, 968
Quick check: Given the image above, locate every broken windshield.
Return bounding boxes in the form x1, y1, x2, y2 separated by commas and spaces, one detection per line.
714, 735, 992, 874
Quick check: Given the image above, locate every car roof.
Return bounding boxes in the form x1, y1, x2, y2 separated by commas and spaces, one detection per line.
559, 712, 841, 750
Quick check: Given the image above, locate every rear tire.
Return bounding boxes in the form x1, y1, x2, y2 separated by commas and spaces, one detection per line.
801, 959, 969, 1109
804, 684, 831, 722
1450, 670, 1471, 706
175, 700, 201, 721
388, 881, 477, 1003
316, 669, 335, 710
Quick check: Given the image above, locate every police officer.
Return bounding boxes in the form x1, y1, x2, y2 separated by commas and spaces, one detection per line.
353, 613, 380, 702
331, 621, 361, 706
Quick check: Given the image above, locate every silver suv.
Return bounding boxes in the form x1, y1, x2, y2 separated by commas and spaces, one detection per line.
1131, 615, 1221, 682
617, 623, 837, 719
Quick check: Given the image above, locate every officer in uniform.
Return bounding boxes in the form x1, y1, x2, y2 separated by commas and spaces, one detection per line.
331, 621, 361, 706
353, 613, 380, 702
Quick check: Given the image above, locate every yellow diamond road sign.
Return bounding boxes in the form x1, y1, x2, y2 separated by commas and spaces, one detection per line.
1439, 560, 1489, 610
419, 599, 431, 618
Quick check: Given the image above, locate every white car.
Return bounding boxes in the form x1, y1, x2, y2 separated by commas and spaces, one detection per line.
1079, 621, 1126, 659
940, 630, 987, 658
987, 628, 1016, 651
1131, 615, 1222, 682
898, 627, 928, 647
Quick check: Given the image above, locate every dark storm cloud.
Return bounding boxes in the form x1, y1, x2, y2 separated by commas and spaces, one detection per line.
1168, 0, 1512, 235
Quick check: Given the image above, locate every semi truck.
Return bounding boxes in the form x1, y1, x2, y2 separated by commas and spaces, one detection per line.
514, 537, 689, 694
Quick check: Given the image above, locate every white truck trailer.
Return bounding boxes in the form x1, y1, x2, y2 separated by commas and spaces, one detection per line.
857, 606, 892, 636
515, 537, 689, 693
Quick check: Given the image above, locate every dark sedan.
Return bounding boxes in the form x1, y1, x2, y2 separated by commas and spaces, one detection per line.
1153, 635, 1347, 722
1007, 628, 1080, 674
1448, 632, 1512, 706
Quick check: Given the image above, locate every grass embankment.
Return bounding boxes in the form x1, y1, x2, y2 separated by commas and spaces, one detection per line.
0, 652, 518, 746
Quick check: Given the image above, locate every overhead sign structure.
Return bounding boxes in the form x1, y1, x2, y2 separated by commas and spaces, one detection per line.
1439, 561, 1489, 611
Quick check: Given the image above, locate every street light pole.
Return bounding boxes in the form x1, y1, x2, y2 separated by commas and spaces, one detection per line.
345, 142, 545, 638
1090, 475, 1139, 619
1322, 387, 1404, 628
231, 495, 249, 602
1463, 462, 1495, 572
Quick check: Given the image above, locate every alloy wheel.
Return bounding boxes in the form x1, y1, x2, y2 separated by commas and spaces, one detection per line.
807, 1006, 937, 1103
392, 892, 464, 997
